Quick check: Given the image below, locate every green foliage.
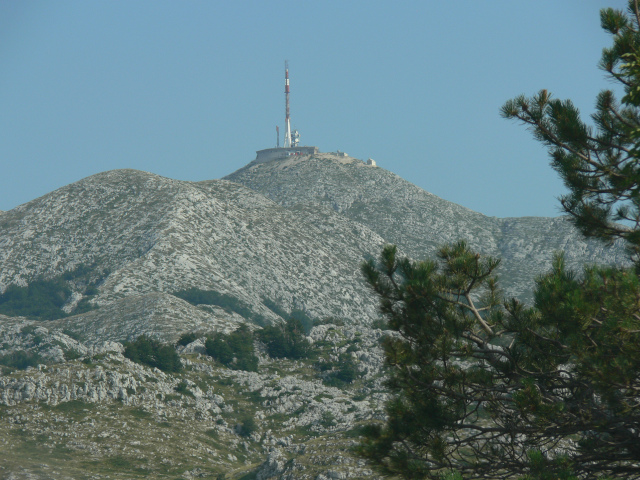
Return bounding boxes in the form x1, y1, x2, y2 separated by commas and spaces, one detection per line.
0, 278, 71, 319
123, 336, 182, 373
237, 415, 258, 438
63, 348, 83, 361
314, 317, 345, 327
61, 328, 81, 341
262, 298, 289, 318
204, 325, 258, 372
289, 309, 314, 334
173, 288, 255, 319
19, 325, 37, 335
370, 318, 388, 330
344, 424, 367, 438
321, 353, 359, 387
258, 317, 312, 359
176, 332, 198, 346
262, 298, 315, 332
0, 265, 102, 320
174, 380, 193, 397
501, 1, 640, 258
359, 234, 640, 479
319, 411, 337, 428
72, 297, 96, 315
128, 407, 151, 420
359, 5, 640, 479
84, 285, 99, 296
62, 263, 94, 281
0, 350, 42, 370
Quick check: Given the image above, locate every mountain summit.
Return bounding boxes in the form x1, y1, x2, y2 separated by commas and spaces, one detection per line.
226, 152, 628, 300
0, 168, 385, 341
0, 154, 629, 342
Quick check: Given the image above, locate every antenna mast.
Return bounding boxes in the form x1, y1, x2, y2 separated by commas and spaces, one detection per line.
283, 60, 292, 148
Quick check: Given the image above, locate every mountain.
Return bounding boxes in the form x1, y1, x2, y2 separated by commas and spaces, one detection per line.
0, 153, 631, 479
0, 168, 386, 342
226, 153, 629, 300
1, 155, 627, 335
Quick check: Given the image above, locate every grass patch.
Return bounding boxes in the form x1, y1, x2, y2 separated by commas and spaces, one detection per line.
129, 407, 151, 420
245, 390, 263, 403
52, 400, 94, 419
104, 455, 149, 474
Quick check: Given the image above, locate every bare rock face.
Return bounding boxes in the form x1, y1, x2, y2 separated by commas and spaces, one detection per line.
1, 156, 628, 341
226, 154, 629, 301
0, 168, 388, 342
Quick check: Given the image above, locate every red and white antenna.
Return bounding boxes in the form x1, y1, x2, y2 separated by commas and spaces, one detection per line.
283, 60, 292, 148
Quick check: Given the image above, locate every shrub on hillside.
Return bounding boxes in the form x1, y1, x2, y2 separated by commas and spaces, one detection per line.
289, 309, 314, 334
262, 298, 289, 318
262, 299, 315, 333
237, 415, 258, 438
204, 325, 258, 372
176, 332, 199, 346
0, 278, 71, 319
321, 354, 359, 387
258, 317, 312, 359
0, 350, 42, 370
0, 266, 102, 320
123, 336, 182, 372
173, 288, 253, 318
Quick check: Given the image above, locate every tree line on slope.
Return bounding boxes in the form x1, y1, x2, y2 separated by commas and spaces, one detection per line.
125, 317, 316, 374
125, 317, 360, 391
356, 3, 640, 479
0, 265, 106, 320
173, 288, 315, 332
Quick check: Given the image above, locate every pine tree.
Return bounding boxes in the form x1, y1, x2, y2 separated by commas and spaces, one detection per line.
358, 247, 640, 479
501, 1, 640, 256
357, 3, 640, 479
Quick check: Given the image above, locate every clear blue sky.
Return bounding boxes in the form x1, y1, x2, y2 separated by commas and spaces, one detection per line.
0, 0, 629, 217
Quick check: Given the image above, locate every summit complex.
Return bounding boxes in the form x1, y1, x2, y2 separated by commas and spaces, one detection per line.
255, 62, 319, 163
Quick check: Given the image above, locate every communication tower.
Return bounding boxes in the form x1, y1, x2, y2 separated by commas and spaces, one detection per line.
283, 61, 292, 148
255, 61, 317, 163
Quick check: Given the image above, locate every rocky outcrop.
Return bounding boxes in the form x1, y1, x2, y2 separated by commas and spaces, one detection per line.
0, 318, 389, 479
226, 154, 630, 301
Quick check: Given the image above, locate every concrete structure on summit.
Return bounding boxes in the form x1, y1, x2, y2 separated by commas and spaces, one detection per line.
256, 61, 318, 164
255, 146, 319, 164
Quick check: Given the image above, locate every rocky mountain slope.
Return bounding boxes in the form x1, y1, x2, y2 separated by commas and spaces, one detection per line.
0, 153, 632, 479
0, 169, 387, 342
226, 153, 629, 300
0, 317, 385, 480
